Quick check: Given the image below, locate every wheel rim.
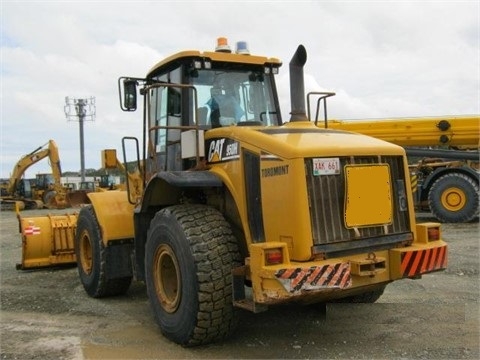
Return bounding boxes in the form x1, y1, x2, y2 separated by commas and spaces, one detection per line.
441, 186, 466, 212
153, 244, 181, 313
79, 230, 93, 275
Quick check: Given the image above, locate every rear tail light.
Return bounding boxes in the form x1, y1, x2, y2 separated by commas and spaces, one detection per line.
428, 226, 440, 241
265, 248, 283, 265
416, 223, 442, 243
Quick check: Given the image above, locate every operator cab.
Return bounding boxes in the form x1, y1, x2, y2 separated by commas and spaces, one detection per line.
119, 38, 283, 174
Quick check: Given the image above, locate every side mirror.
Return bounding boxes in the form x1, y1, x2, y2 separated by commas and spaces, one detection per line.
123, 79, 138, 111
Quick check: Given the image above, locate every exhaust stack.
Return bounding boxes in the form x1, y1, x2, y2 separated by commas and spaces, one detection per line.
289, 45, 308, 122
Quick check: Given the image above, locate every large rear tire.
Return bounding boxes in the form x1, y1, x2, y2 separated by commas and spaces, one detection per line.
75, 205, 132, 298
428, 173, 479, 223
145, 204, 241, 346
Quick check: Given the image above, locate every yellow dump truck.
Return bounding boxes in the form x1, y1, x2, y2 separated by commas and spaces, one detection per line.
18, 38, 448, 346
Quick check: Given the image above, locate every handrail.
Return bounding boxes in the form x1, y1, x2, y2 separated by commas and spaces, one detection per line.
306, 91, 336, 127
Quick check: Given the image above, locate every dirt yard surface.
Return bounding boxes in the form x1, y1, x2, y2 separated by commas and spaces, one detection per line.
1, 209, 478, 359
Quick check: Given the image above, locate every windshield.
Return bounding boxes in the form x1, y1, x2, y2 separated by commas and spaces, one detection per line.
192, 69, 280, 127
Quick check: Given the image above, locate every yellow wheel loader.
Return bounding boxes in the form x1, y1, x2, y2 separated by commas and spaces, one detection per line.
18, 38, 448, 346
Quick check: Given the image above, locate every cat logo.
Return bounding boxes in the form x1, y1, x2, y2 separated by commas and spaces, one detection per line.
207, 138, 240, 163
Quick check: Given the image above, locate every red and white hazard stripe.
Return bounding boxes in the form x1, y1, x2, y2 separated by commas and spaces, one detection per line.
24, 225, 41, 235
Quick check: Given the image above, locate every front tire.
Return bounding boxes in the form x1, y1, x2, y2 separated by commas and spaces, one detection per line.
145, 204, 241, 346
75, 205, 132, 297
428, 173, 479, 223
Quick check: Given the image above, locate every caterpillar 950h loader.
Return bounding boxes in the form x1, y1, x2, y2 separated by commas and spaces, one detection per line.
18, 38, 448, 346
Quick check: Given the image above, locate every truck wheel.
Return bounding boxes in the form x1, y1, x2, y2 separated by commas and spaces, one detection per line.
334, 285, 386, 303
428, 173, 479, 223
75, 205, 132, 298
145, 204, 241, 346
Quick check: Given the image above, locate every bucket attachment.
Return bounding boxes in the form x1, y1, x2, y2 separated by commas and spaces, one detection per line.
17, 212, 78, 270
43, 190, 69, 209
67, 190, 91, 208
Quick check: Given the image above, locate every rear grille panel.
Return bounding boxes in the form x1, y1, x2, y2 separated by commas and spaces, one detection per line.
306, 156, 411, 255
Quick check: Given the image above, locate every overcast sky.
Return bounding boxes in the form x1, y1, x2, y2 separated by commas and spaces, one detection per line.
1, 1, 479, 178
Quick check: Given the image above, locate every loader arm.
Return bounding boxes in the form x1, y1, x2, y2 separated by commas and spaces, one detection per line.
101, 148, 144, 203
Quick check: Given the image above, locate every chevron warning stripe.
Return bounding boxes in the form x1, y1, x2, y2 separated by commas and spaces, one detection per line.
275, 263, 352, 294
401, 245, 448, 277
410, 173, 418, 194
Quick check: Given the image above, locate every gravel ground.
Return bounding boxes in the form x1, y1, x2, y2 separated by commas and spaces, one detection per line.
0, 209, 478, 359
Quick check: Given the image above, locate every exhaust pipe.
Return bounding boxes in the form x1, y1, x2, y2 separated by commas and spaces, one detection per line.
289, 45, 308, 122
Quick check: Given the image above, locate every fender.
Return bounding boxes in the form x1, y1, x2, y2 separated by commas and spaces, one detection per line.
139, 170, 223, 212
131, 170, 223, 281
87, 191, 135, 245
420, 165, 479, 200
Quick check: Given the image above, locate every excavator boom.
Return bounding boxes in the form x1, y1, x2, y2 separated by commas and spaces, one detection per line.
7, 144, 49, 196
2, 140, 68, 210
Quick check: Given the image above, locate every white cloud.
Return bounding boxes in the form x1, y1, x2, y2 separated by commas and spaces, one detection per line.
1, 1, 478, 178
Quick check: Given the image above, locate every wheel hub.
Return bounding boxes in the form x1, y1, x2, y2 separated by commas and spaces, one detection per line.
79, 230, 93, 275
441, 186, 466, 211
153, 244, 181, 313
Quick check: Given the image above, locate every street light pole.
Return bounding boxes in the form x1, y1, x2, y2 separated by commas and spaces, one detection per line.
64, 97, 95, 182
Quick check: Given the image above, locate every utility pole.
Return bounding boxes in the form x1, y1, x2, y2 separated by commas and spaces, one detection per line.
64, 97, 95, 182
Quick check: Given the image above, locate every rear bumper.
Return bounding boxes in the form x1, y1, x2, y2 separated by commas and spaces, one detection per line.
390, 241, 448, 279
246, 240, 447, 305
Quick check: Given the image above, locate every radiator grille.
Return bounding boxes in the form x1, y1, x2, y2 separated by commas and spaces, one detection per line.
306, 156, 411, 253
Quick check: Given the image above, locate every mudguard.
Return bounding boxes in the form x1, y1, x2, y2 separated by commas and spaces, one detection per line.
87, 191, 135, 245
140, 171, 223, 212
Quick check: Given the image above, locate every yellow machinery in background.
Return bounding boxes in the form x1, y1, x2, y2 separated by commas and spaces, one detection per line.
310, 111, 479, 223
17, 39, 448, 346
1, 140, 69, 210
16, 149, 142, 270
320, 115, 479, 148
16, 210, 78, 270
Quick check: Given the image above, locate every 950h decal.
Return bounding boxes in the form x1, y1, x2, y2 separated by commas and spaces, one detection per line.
206, 138, 240, 163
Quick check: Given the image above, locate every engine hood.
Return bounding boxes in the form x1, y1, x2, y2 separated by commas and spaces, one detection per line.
205, 121, 406, 159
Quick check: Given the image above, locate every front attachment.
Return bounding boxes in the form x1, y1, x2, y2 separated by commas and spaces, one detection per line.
16, 212, 78, 270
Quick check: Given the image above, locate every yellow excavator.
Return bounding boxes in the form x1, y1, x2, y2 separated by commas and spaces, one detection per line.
1, 140, 69, 210
308, 108, 479, 223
